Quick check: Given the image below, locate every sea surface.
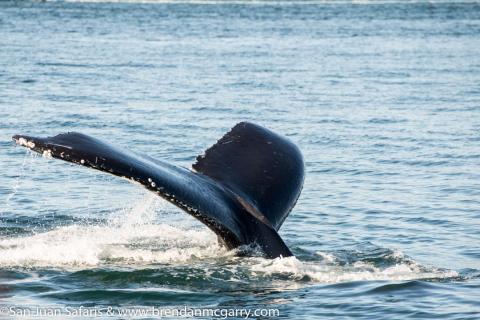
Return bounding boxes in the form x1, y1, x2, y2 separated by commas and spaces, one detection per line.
1, 1, 479, 319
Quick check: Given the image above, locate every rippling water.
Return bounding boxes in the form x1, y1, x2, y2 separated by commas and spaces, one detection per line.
1, 1, 479, 319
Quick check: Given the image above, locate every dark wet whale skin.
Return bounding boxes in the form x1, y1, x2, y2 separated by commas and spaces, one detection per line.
13, 122, 304, 259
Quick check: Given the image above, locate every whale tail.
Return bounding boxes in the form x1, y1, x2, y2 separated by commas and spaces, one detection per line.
193, 122, 304, 231
13, 122, 304, 258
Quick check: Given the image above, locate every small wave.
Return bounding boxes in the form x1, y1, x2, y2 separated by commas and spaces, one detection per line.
248, 255, 458, 283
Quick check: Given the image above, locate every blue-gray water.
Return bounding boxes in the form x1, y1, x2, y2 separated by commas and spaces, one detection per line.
1, 1, 479, 319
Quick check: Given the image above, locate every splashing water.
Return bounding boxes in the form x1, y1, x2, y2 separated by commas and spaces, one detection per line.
0, 195, 225, 268
1, 152, 37, 216
248, 254, 458, 283
0, 195, 457, 284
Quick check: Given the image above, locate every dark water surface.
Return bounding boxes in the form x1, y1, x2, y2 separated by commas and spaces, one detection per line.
1, 1, 479, 319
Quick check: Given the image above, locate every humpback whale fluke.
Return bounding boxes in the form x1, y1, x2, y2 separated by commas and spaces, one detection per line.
12, 122, 304, 258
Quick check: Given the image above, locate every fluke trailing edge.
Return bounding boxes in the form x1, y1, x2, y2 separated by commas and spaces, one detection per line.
12, 122, 304, 258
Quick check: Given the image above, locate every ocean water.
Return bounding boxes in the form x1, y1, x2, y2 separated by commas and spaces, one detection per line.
1, 1, 479, 319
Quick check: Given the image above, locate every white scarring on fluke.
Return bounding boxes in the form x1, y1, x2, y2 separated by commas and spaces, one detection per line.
16, 137, 36, 149
42, 150, 52, 159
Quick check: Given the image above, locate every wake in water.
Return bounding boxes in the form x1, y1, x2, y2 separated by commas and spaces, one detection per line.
0, 195, 458, 284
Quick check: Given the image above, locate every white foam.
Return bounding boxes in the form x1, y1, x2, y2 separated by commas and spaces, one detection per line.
0, 195, 458, 283
0, 224, 223, 268
249, 255, 458, 283
0, 196, 224, 268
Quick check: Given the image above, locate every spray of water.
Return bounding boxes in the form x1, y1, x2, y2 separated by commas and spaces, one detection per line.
0, 192, 458, 283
